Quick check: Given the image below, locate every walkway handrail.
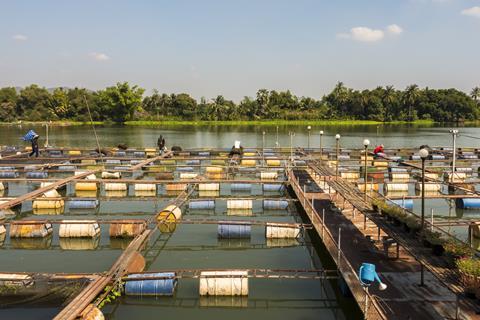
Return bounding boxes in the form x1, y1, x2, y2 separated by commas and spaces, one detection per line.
287, 169, 387, 320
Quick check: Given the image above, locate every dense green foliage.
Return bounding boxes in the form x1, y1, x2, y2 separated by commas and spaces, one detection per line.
0, 82, 478, 123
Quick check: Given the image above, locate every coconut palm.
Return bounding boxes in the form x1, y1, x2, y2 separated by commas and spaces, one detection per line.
403, 84, 420, 121
471, 87, 480, 103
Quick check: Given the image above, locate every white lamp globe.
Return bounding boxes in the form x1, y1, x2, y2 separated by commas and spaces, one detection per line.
363, 139, 370, 147
419, 148, 429, 159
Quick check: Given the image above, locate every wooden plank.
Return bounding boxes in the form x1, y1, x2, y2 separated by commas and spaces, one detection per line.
54, 229, 152, 320
0, 170, 99, 211
129, 151, 173, 171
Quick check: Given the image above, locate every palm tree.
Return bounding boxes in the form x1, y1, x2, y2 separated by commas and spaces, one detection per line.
382, 85, 395, 121
471, 87, 480, 104
403, 84, 420, 121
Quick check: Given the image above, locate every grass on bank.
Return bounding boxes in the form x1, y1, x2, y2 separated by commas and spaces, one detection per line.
124, 119, 436, 126
0, 119, 437, 126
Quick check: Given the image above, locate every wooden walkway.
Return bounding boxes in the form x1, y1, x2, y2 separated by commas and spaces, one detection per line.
53, 229, 151, 320
0, 170, 99, 210
300, 160, 478, 319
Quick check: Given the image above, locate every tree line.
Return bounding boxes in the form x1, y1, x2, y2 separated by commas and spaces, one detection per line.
0, 82, 478, 123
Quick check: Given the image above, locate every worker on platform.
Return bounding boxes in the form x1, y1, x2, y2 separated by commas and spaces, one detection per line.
373, 144, 385, 158
157, 135, 166, 154
23, 130, 40, 157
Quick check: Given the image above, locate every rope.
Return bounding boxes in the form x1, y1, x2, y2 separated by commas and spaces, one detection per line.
83, 95, 104, 164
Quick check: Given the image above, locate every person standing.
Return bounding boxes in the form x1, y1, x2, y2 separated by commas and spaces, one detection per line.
22, 130, 40, 157
30, 134, 40, 157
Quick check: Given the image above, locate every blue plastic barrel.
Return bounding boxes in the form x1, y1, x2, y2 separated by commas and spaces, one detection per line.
218, 222, 251, 238
106, 159, 121, 164
186, 159, 200, 165
0, 171, 18, 178
189, 200, 215, 210
410, 155, 421, 160
388, 167, 408, 173
115, 151, 126, 157
0, 167, 15, 171
338, 155, 350, 160
125, 272, 177, 296
134, 151, 145, 158
244, 148, 256, 153
69, 200, 99, 209
389, 199, 413, 210
26, 171, 48, 179
263, 152, 275, 157
263, 184, 285, 192
231, 183, 252, 191
130, 160, 142, 165
431, 155, 445, 160
263, 199, 289, 210
198, 151, 210, 156
49, 150, 62, 156
58, 165, 76, 171
177, 166, 194, 172
389, 156, 402, 161
456, 198, 480, 209
113, 166, 129, 171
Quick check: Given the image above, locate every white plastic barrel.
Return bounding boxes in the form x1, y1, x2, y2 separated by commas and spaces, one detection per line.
415, 183, 441, 191
260, 172, 278, 180
390, 173, 410, 180
104, 183, 127, 191
227, 199, 253, 209
59, 220, 100, 238
266, 223, 301, 238
199, 270, 248, 296
180, 173, 198, 180
101, 171, 121, 179
157, 205, 182, 221
384, 183, 409, 192
340, 172, 360, 179
134, 183, 156, 191
199, 183, 220, 191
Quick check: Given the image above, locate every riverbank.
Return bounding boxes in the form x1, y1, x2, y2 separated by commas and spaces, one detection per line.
0, 119, 437, 126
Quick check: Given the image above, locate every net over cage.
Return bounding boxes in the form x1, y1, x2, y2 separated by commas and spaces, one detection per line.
22, 130, 39, 141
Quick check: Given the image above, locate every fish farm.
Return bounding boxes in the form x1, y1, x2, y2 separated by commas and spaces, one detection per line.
1, 143, 480, 320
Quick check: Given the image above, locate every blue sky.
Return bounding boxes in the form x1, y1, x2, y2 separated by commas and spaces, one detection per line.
0, 0, 479, 100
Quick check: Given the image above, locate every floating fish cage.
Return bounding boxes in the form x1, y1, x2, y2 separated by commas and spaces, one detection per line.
3, 144, 477, 320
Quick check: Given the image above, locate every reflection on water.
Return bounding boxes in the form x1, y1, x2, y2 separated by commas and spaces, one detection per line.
59, 237, 100, 250
0, 123, 473, 149
10, 237, 52, 249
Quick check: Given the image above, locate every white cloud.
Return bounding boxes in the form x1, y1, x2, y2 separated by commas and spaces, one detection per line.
387, 24, 403, 35
338, 24, 404, 42
338, 27, 384, 42
12, 34, 28, 41
461, 6, 480, 18
89, 52, 110, 61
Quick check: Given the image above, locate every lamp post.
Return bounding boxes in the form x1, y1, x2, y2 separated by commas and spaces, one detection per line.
335, 134, 341, 178
307, 125, 312, 149
262, 131, 266, 163
449, 129, 458, 182
419, 147, 429, 287
319, 130, 324, 164
276, 126, 279, 147
290, 131, 295, 162
363, 139, 370, 201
